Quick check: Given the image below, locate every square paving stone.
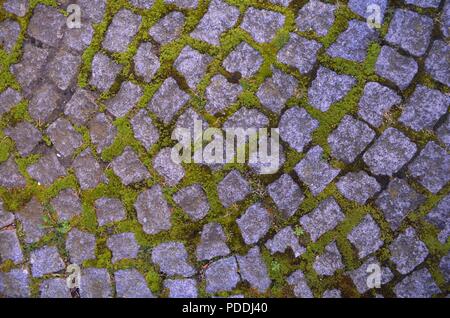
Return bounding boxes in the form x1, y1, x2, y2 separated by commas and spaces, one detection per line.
72, 148, 107, 190
375, 46, 418, 90
77, 0, 107, 23
385, 9, 433, 57
0, 200, 14, 229
135, 185, 172, 235
399, 85, 449, 132
313, 241, 344, 276
27, 5, 65, 48
80, 268, 112, 298
148, 77, 190, 124
174, 46, 213, 90
88, 113, 117, 154
28, 84, 61, 124
328, 115, 375, 164
0, 269, 30, 298
363, 127, 417, 176
130, 109, 159, 151
0, 157, 26, 189
164, 0, 198, 9
265, 226, 306, 258
115, 269, 154, 298
425, 194, 450, 244
63, 21, 95, 53
16, 198, 46, 244
106, 81, 143, 118
196, 222, 230, 261
30, 246, 65, 278
357, 82, 401, 128
151, 242, 195, 277
408, 141, 450, 194
236, 247, 271, 293
64, 89, 99, 125
347, 215, 383, 259
190, 0, 239, 46
404, 0, 441, 7
149, 11, 185, 45
437, 116, 450, 149
241, 7, 285, 43
66, 228, 96, 264
348, 0, 388, 22
336, 171, 381, 205
390, 227, 429, 275
237, 203, 272, 245
287, 270, 313, 298
0, 20, 20, 53
174, 184, 210, 221
27, 152, 66, 186
267, 174, 304, 218
257, 67, 298, 114
323, 289, 342, 298
129, 0, 155, 9
4, 122, 42, 157
0, 88, 21, 116
347, 257, 393, 294
442, 0, 450, 37
3, 0, 28, 17
164, 279, 198, 298
40, 278, 71, 298
394, 268, 441, 298
112, 147, 150, 186
440, 253, 449, 283
102, 9, 142, 53
277, 33, 322, 74
376, 178, 425, 230
299, 197, 345, 242
425, 40, 450, 87
223, 42, 263, 78
95, 197, 126, 226
296, 0, 336, 36
153, 147, 185, 186
223, 107, 269, 130
134, 42, 160, 83
294, 146, 340, 196
308, 67, 356, 112
0, 230, 24, 264
47, 118, 83, 158
47, 51, 81, 91
50, 189, 82, 221
269, 0, 292, 6
89, 53, 123, 92
10, 44, 49, 91
205, 74, 242, 115
107, 233, 139, 263
217, 170, 252, 208
205, 256, 240, 294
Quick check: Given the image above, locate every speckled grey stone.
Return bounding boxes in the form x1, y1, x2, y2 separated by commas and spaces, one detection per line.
363, 127, 417, 176
191, 0, 239, 46
323, 289, 342, 298
308, 67, 356, 112
376, 178, 424, 230
394, 268, 440, 298
135, 185, 172, 235
313, 241, 344, 276
0, 269, 30, 298
77, 0, 107, 23
131, 109, 159, 150
95, 197, 126, 226
174, 184, 209, 221
89, 53, 123, 92
106, 81, 143, 118
236, 247, 271, 293
248, 141, 286, 176
89, 113, 117, 154
152, 242, 195, 277
296, 0, 336, 36
164, 279, 198, 298
294, 146, 340, 196
72, 148, 107, 190
386, 9, 433, 57
164, 0, 198, 9
63, 21, 95, 53
265, 226, 305, 258
358, 82, 401, 128
437, 117, 450, 149
0, 157, 26, 189
174, 46, 213, 89
80, 268, 112, 298
5, 122, 42, 157
115, 269, 154, 298
66, 228, 96, 264
0, 230, 23, 264
0, 88, 21, 116
107, 233, 139, 263
0, 20, 20, 53
408, 141, 450, 194
223, 107, 269, 130
27, 5, 65, 48
197, 222, 229, 261
16, 198, 46, 244
300, 197, 344, 242
337, 171, 380, 205
348, 257, 393, 294
47, 118, 83, 158
348, 215, 383, 259
153, 147, 185, 186
27, 152, 66, 186
149, 11, 185, 45
30, 246, 65, 278
425, 40, 450, 87
241, 7, 285, 43
399, 85, 449, 132
28, 84, 61, 124
205, 74, 242, 115
257, 67, 298, 114
205, 256, 240, 294
64, 89, 99, 125
134, 42, 160, 83
267, 174, 304, 218
404, 0, 440, 7
390, 227, 429, 275
328, 115, 375, 164
148, 77, 190, 124
440, 253, 449, 283
348, 0, 388, 22
287, 270, 313, 298
223, 42, 263, 78
442, 0, 450, 38
103, 9, 141, 53
50, 189, 82, 221
269, 0, 292, 6
129, 0, 155, 8
425, 194, 450, 244
10, 44, 49, 91
48, 51, 81, 91
237, 203, 272, 245
0, 200, 14, 229
112, 147, 150, 185
3, 0, 28, 17
375, 46, 418, 90
217, 170, 251, 208
40, 279, 71, 298
277, 33, 322, 74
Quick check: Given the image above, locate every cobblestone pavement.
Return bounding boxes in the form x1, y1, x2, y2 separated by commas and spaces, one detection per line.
0, 0, 449, 298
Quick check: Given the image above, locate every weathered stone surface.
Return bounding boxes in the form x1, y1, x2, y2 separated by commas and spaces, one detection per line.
130, 109, 159, 150
363, 127, 417, 176
296, 0, 335, 36
164, 279, 198, 298
174, 46, 213, 89
269, 0, 292, 6
0, 157, 26, 189
63, 21, 95, 53
0, 20, 20, 53
164, 0, 198, 9
80, 268, 112, 298
40, 279, 71, 298
107, 233, 139, 263
257, 67, 298, 114
223, 108, 269, 130
337, 171, 380, 205
152, 242, 195, 277
3, 0, 28, 17
106, 81, 143, 118
115, 269, 154, 298
191, 0, 239, 46
386, 9, 433, 57
103, 9, 142, 53
348, 0, 387, 22
148, 77, 190, 124
89, 113, 117, 154
217, 170, 251, 208
51, 189, 82, 221
394, 268, 440, 298
399, 85, 449, 132
174, 107, 208, 139
294, 146, 340, 196
47, 118, 83, 158
323, 289, 342, 298
0, 200, 14, 229
27, 5, 65, 48
112, 147, 150, 185
16, 198, 46, 244
28, 84, 61, 124
10, 44, 49, 91
442, 0, 450, 38
265, 226, 305, 257
129, 0, 155, 9
66, 228, 96, 264
241, 8, 285, 43
376, 178, 424, 230
64, 89, 99, 125
313, 241, 344, 276
27, 152, 66, 186
408, 141, 450, 194
308, 67, 356, 112
149, 11, 185, 45
440, 253, 449, 283
375, 46, 418, 90
89, 53, 123, 92
153, 147, 185, 186
425, 40, 450, 87
348, 257, 393, 294
197, 222, 229, 261
267, 174, 304, 218
30, 246, 65, 278
404, 0, 440, 7
0, 88, 21, 116
0, 269, 30, 298
48, 51, 81, 91
237, 203, 272, 245
278, 33, 322, 74
223, 42, 263, 78
437, 117, 450, 149
205, 74, 242, 115
73, 148, 107, 190
0, 230, 23, 264
425, 195, 450, 244
95, 197, 126, 226
135, 185, 171, 235
358, 82, 401, 128
248, 141, 286, 175
236, 247, 271, 293
205, 256, 240, 294
174, 184, 209, 221
348, 215, 383, 259
5, 122, 42, 157
134, 42, 160, 82
77, 0, 107, 23
300, 197, 344, 242
390, 227, 429, 275
287, 270, 313, 298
